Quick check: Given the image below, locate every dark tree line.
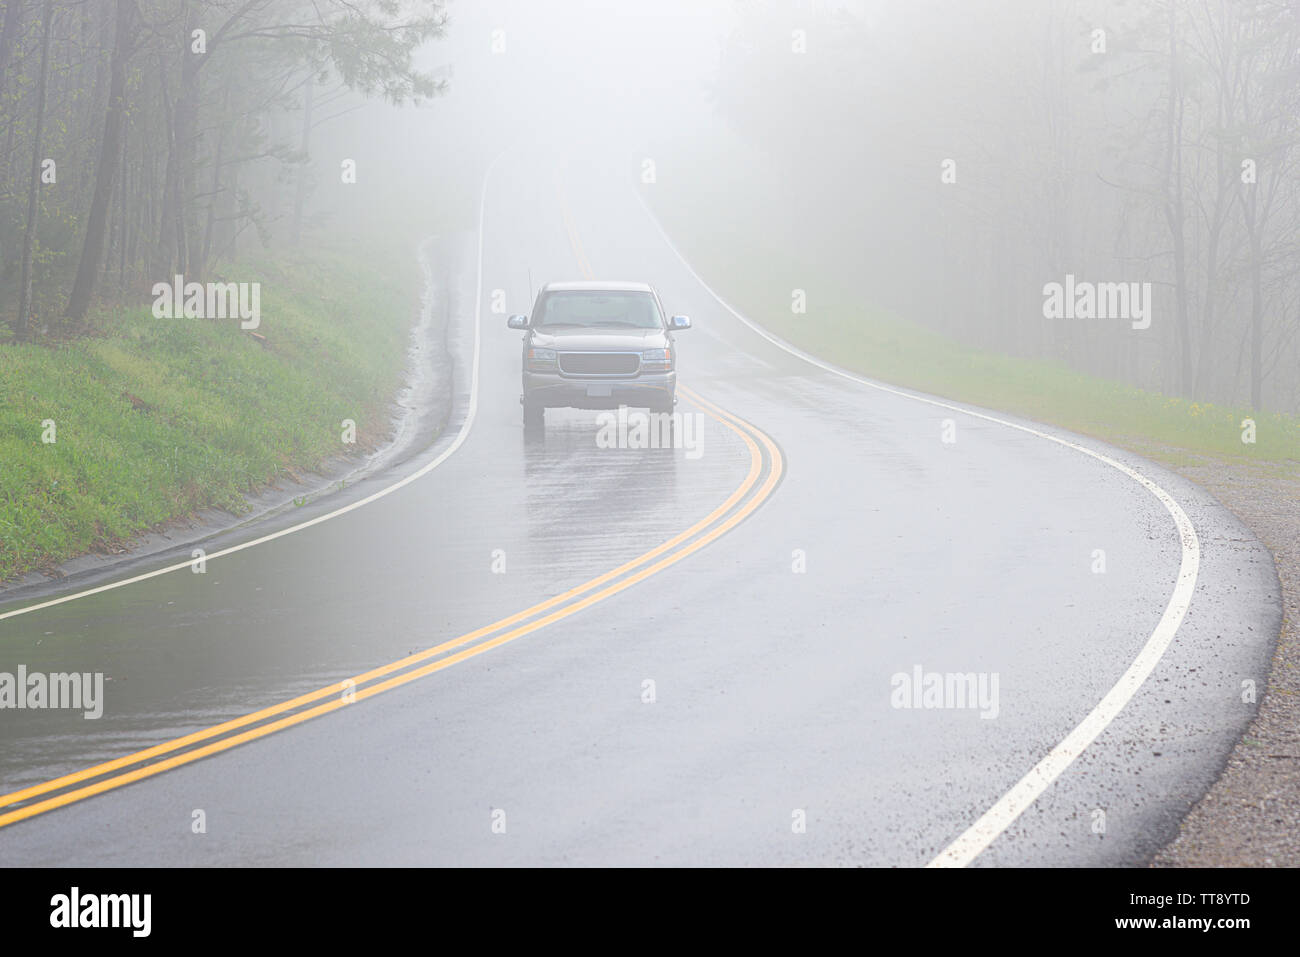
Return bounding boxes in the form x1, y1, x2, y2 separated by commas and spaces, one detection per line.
715, 0, 1300, 413
0, 0, 447, 340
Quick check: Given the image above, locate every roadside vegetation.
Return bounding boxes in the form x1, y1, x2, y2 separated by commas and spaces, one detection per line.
660, 1, 1300, 465
0, 234, 420, 581
0, 0, 456, 582
648, 130, 1300, 472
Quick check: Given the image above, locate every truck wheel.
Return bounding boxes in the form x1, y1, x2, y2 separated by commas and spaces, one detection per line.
651, 395, 675, 417
523, 399, 544, 435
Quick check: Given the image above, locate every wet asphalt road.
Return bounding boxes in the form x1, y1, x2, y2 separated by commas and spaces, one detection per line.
0, 150, 1281, 866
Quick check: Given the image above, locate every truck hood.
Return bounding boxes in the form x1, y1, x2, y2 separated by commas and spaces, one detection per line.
528, 327, 668, 351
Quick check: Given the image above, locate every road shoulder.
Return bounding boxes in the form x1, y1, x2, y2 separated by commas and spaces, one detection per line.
1152, 462, 1300, 866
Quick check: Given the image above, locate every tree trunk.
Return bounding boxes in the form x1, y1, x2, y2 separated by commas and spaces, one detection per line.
66, 0, 136, 323
292, 74, 312, 244
0, 0, 24, 102
1161, 3, 1193, 395
199, 75, 232, 274
1193, 209, 1227, 400
1248, 223, 1263, 411
15, 0, 53, 340
153, 4, 201, 279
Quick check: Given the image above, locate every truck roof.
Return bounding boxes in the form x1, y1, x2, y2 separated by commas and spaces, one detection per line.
541, 281, 655, 293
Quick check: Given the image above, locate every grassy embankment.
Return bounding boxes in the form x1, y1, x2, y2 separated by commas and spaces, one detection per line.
649, 133, 1300, 472
0, 229, 427, 582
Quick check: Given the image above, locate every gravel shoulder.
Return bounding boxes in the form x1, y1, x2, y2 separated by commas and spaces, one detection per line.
1152, 460, 1300, 867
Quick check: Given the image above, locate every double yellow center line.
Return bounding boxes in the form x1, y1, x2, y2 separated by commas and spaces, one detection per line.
0, 176, 783, 830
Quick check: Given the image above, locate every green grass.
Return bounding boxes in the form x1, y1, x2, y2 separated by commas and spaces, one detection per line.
648, 130, 1300, 473
0, 236, 421, 581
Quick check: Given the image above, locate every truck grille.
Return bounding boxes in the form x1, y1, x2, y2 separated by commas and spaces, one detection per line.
558, 352, 640, 376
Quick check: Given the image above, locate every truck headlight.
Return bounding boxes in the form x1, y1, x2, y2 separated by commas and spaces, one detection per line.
527, 347, 557, 370
641, 348, 672, 372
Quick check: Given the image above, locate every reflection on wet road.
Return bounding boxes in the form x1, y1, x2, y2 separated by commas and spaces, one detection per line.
0, 150, 1279, 866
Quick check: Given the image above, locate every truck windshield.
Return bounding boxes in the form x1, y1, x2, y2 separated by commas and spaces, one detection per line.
533, 291, 663, 330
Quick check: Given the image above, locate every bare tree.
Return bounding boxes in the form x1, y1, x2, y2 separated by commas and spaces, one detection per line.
15, 0, 53, 339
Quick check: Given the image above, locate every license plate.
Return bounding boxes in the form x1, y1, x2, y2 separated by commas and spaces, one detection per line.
586, 384, 612, 397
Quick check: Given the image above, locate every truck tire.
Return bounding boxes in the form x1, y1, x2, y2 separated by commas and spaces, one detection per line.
523, 398, 544, 435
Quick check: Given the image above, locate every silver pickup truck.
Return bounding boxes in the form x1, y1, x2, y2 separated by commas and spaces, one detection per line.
507, 280, 691, 433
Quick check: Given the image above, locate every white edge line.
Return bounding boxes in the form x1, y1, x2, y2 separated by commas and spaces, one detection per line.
634, 188, 1202, 868
0, 151, 507, 625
